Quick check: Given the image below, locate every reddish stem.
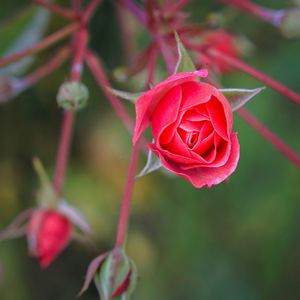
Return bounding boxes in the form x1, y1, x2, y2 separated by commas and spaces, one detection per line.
22, 47, 70, 87
83, 0, 103, 22
119, 0, 146, 24
219, 0, 283, 26
53, 28, 88, 195
53, 112, 75, 195
206, 49, 300, 106
0, 23, 79, 68
85, 50, 134, 131
115, 141, 140, 248
32, 0, 77, 20
238, 108, 300, 168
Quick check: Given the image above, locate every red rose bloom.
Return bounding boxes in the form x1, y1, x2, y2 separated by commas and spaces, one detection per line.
27, 209, 72, 268
203, 30, 239, 74
133, 71, 240, 188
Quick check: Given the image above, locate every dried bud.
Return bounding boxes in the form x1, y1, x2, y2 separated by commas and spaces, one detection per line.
0, 76, 23, 104
279, 9, 300, 38
57, 81, 89, 111
27, 209, 72, 268
94, 248, 138, 299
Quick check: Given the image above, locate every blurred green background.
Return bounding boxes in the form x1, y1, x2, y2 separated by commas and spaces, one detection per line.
1, 0, 300, 299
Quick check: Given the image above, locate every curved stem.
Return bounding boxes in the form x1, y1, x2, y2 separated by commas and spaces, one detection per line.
22, 47, 70, 87
0, 23, 79, 68
206, 49, 300, 106
32, 0, 77, 20
219, 0, 284, 26
53, 28, 88, 195
85, 50, 134, 131
115, 141, 140, 248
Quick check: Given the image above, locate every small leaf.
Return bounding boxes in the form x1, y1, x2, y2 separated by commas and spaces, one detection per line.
136, 147, 162, 178
219, 87, 265, 111
108, 87, 141, 103
0, 7, 50, 76
174, 31, 196, 74
77, 252, 108, 297
0, 208, 33, 241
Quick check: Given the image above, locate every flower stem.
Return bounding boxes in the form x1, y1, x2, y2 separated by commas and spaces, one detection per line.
32, 0, 77, 20
53, 27, 88, 195
119, 0, 146, 24
85, 50, 134, 131
219, 0, 284, 26
22, 47, 70, 88
238, 108, 300, 168
115, 141, 140, 248
83, 0, 103, 22
0, 23, 79, 68
206, 49, 300, 106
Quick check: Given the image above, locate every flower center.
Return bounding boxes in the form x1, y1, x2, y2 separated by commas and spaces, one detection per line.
186, 131, 198, 148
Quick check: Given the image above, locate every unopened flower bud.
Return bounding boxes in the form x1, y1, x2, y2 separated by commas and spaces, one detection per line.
27, 209, 72, 268
94, 248, 137, 299
57, 81, 88, 111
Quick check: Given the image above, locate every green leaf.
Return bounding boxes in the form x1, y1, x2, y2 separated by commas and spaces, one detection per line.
174, 31, 196, 74
108, 87, 141, 103
136, 146, 162, 178
0, 6, 50, 76
219, 87, 265, 111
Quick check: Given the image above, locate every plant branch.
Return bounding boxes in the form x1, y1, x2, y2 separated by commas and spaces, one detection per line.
85, 50, 134, 131
22, 47, 70, 87
83, 0, 103, 22
118, 0, 146, 24
205, 49, 300, 106
53, 28, 88, 195
115, 141, 140, 248
238, 108, 300, 168
219, 0, 284, 26
32, 0, 77, 20
0, 23, 79, 68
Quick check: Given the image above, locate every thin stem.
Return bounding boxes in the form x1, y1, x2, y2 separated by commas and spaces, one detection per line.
83, 0, 102, 22
238, 108, 300, 168
0, 23, 79, 68
53, 112, 75, 195
206, 49, 300, 106
85, 50, 134, 131
219, 0, 284, 26
119, 0, 146, 24
32, 0, 77, 20
115, 141, 140, 248
22, 47, 70, 87
53, 28, 87, 195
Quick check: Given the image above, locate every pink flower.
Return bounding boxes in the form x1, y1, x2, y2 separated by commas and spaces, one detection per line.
133, 71, 240, 188
27, 209, 72, 268
202, 30, 239, 74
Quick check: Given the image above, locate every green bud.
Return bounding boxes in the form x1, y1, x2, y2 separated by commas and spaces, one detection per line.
280, 9, 300, 38
94, 248, 138, 300
57, 81, 88, 111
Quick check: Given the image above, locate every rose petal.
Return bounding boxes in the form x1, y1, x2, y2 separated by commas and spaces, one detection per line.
152, 133, 239, 188
133, 71, 207, 144
152, 85, 182, 142
180, 82, 212, 111
206, 96, 229, 141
